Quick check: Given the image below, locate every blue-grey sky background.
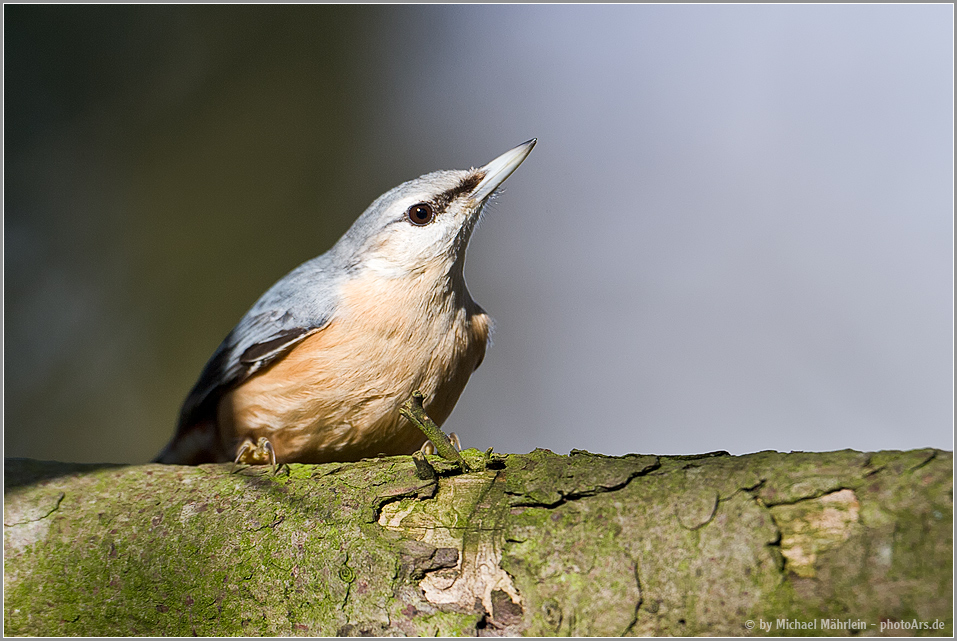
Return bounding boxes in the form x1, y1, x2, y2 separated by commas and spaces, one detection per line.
4, 5, 953, 463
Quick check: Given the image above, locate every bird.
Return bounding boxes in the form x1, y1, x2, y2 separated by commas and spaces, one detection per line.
154, 139, 536, 466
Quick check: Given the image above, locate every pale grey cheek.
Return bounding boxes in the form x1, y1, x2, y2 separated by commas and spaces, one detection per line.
363, 255, 412, 279
364, 220, 460, 271
405, 226, 453, 248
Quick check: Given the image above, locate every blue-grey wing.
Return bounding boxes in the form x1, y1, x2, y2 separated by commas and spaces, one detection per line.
172, 254, 345, 436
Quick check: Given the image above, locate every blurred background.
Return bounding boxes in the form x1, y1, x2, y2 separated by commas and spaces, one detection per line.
4, 5, 952, 464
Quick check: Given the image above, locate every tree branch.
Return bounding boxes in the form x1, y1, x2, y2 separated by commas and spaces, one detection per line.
3, 448, 952, 636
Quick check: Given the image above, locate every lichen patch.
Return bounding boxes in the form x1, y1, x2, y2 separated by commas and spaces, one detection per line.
772, 488, 860, 578
3, 489, 64, 555
377, 473, 524, 628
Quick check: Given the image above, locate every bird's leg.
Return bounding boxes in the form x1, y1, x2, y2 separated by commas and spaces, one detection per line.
400, 391, 471, 472
233, 436, 278, 472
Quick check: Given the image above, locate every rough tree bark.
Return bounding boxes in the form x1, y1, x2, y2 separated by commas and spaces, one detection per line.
3, 448, 952, 636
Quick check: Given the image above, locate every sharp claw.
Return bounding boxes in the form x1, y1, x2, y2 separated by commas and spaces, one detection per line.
262, 439, 277, 473
233, 440, 253, 471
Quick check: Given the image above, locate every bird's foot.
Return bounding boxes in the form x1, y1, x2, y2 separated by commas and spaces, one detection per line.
233, 436, 278, 473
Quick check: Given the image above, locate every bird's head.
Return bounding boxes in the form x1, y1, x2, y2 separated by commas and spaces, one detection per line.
337, 139, 536, 280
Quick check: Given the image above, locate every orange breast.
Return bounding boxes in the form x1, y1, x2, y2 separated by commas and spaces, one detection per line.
217, 268, 489, 463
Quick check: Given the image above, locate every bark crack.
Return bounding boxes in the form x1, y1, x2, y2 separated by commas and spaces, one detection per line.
754, 487, 863, 580
907, 449, 938, 472
370, 478, 439, 523
760, 486, 857, 507
741, 485, 787, 577
3, 491, 65, 526
245, 514, 285, 532
622, 558, 644, 635
507, 458, 661, 509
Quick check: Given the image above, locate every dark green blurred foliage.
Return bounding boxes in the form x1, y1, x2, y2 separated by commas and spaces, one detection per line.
5, 6, 390, 462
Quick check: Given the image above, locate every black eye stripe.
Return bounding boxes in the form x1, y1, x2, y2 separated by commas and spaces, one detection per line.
407, 202, 435, 226
431, 173, 484, 213
402, 174, 484, 227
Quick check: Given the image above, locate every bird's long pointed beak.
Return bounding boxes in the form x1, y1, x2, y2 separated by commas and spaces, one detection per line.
470, 138, 537, 202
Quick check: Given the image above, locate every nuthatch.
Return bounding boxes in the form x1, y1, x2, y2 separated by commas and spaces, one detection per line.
154, 139, 536, 465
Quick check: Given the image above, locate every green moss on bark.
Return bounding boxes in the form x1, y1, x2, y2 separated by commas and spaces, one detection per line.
4, 449, 952, 636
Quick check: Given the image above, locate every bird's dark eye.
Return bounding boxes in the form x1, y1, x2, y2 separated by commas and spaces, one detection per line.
407, 202, 435, 226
